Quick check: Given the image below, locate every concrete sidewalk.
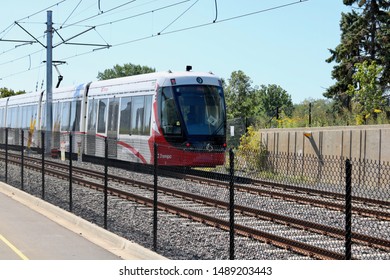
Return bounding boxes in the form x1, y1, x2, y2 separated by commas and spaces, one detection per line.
0, 182, 166, 260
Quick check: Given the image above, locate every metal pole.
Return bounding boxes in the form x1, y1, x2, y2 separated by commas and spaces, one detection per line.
345, 159, 352, 260
45, 10, 53, 154
104, 136, 108, 229
69, 133, 73, 212
229, 148, 235, 260
41, 131, 45, 200
21, 130, 24, 190
5, 128, 8, 183
153, 143, 158, 251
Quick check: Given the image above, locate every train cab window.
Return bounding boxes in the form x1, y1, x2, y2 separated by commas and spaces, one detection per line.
175, 85, 225, 136
97, 98, 108, 134
160, 87, 181, 135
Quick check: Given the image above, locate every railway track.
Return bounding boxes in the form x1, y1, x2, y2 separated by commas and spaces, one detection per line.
1, 151, 390, 259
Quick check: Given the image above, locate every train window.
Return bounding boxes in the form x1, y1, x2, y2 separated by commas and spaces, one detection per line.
0, 108, 3, 127
9, 107, 18, 128
41, 104, 46, 130
70, 100, 81, 131
107, 98, 119, 135
175, 85, 225, 135
31, 105, 37, 129
97, 98, 108, 134
131, 96, 144, 135
160, 87, 181, 135
61, 102, 71, 131
21, 106, 27, 129
26, 106, 32, 129
87, 99, 97, 132
119, 97, 131, 135
143, 96, 152, 135
53, 102, 61, 131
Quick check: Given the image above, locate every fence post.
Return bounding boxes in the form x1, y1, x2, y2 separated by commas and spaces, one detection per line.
5, 128, 8, 183
69, 133, 73, 212
104, 136, 108, 229
345, 159, 352, 260
153, 143, 158, 251
21, 130, 24, 190
229, 148, 235, 260
41, 131, 45, 200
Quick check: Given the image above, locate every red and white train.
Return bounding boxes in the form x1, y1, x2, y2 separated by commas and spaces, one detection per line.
0, 70, 227, 166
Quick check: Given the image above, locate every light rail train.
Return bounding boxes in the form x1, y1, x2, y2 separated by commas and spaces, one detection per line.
0, 70, 227, 166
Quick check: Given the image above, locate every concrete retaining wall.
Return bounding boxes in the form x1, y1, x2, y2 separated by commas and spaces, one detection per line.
260, 124, 390, 163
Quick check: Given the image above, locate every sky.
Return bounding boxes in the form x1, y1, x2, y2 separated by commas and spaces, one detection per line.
0, 0, 353, 104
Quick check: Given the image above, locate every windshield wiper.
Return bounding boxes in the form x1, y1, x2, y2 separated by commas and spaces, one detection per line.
212, 121, 225, 135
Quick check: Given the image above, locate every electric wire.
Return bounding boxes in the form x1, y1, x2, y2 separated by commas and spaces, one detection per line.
1, 0, 310, 84
63, 0, 137, 28
61, 0, 84, 28
157, 0, 199, 35
93, 0, 190, 28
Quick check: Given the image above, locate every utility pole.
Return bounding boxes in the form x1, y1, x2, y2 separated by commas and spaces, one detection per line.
46, 10, 53, 154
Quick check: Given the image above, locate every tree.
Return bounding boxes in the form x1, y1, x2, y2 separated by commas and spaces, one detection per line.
97, 63, 155, 80
257, 84, 293, 127
290, 98, 336, 127
325, 0, 390, 114
224, 70, 257, 120
0, 87, 25, 98
346, 60, 387, 124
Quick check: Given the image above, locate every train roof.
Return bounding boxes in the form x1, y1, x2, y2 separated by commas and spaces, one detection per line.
88, 71, 222, 97
7, 91, 43, 106
43, 83, 88, 102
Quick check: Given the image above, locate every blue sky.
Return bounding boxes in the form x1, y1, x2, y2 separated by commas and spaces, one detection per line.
0, 0, 352, 103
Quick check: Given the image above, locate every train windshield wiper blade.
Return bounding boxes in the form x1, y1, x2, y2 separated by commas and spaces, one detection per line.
212, 122, 224, 135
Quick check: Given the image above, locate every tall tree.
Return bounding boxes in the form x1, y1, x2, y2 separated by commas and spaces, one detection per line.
97, 63, 155, 80
224, 70, 257, 120
347, 60, 387, 123
257, 84, 294, 127
325, 0, 390, 113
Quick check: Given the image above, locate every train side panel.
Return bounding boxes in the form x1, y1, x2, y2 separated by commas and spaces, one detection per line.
86, 75, 157, 163
41, 84, 88, 153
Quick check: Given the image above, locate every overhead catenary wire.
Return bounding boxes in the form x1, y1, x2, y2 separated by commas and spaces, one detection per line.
0, 0, 191, 67
60, 0, 84, 28
117, 0, 309, 45
157, 0, 199, 35
1, 0, 310, 85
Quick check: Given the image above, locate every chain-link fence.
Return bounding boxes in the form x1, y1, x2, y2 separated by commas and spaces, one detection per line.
1, 128, 389, 260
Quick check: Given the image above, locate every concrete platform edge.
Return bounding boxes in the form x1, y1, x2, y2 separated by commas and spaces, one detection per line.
0, 182, 167, 260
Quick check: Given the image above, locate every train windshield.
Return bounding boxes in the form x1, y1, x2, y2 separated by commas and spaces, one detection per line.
173, 85, 225, 136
